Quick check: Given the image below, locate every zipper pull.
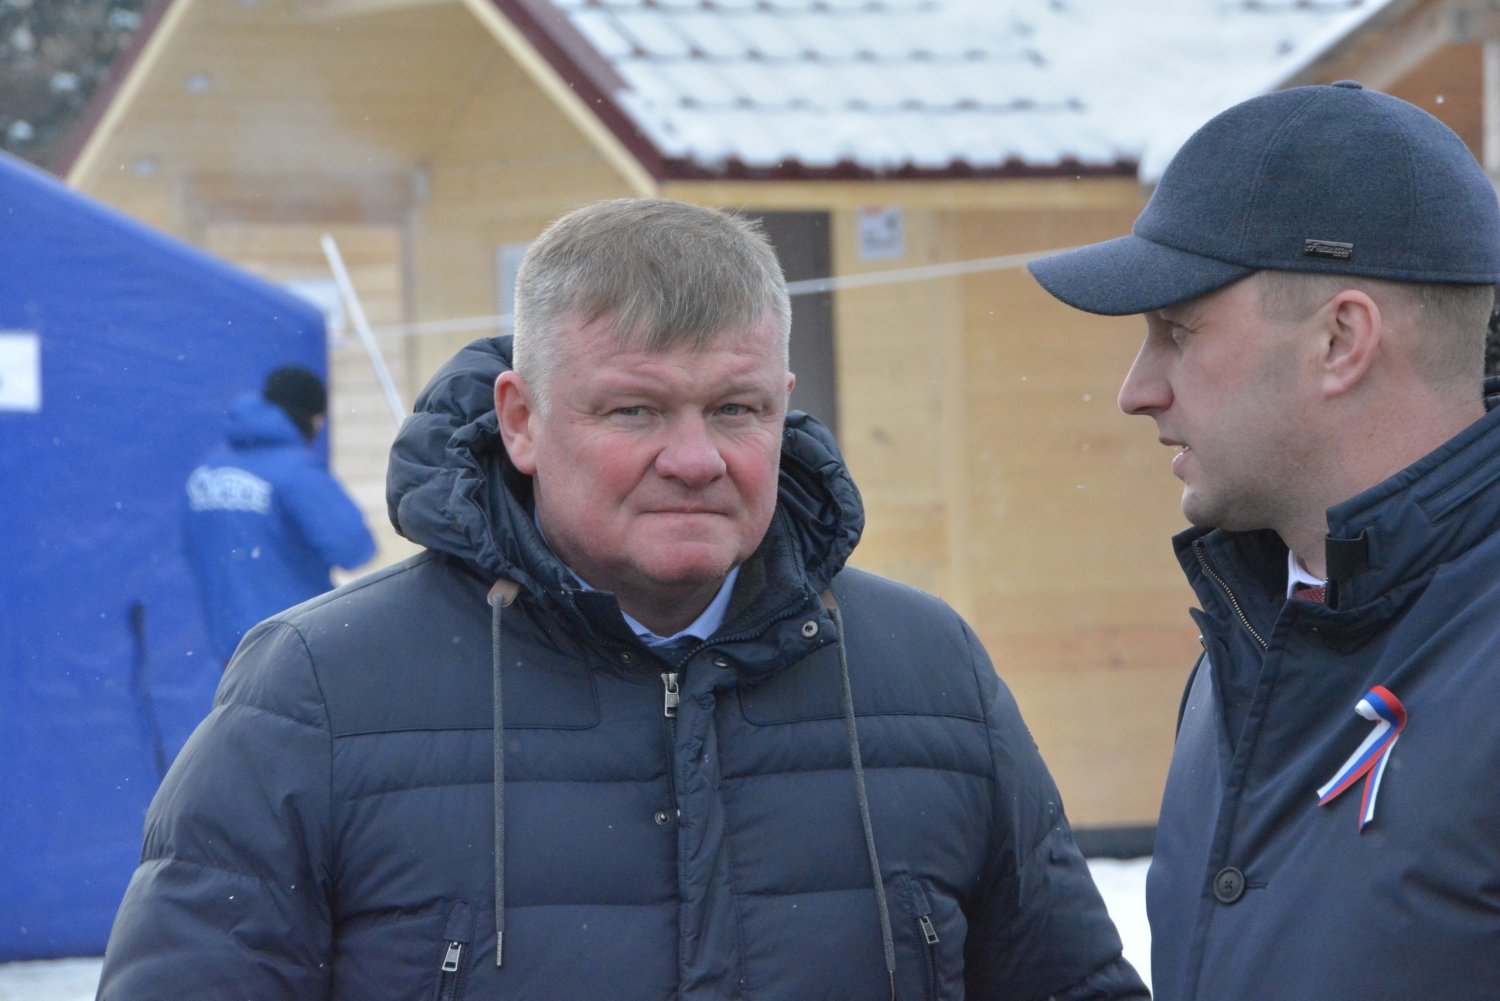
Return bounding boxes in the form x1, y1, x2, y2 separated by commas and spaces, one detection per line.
662, 672, 680, 718
919, 914, 939, 946
441, 941, 463, 973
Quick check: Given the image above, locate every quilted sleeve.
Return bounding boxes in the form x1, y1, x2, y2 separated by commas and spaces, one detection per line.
96, 621, 336, 1000
959, 624, 1150, 1001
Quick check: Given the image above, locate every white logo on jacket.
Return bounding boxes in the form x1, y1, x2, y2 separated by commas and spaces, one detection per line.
187, 466, 272, 514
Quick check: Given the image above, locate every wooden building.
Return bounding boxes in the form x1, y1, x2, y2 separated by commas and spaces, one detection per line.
59, 0, 1487, 835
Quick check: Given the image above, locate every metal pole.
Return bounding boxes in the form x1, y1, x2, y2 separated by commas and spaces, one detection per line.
320, 233, 405, 426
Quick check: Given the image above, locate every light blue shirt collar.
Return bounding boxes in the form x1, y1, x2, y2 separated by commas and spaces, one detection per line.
534, 510, 737, 646
626, 567, 739, 647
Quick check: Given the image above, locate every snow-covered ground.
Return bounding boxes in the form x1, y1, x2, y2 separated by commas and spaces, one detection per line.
1088, 856, 1153, 991
0, 857, 1151, 999
0, 957, 103, 1001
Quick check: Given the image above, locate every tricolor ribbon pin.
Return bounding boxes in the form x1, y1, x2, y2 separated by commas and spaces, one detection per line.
1315, 685, 1407, 832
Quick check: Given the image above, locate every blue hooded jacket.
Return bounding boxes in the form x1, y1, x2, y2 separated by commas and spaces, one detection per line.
182, 394, 375, 662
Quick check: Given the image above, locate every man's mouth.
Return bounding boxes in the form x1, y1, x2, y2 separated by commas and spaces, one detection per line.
1168, 441, 1190, 476
1158, 436, 1188, 455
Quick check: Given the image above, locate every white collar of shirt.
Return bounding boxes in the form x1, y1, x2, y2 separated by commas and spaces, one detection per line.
1286, 549, 1325, 600
533, 510, 737, 647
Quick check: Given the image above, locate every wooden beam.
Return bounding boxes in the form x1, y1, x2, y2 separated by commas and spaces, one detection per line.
661, 177, 1144, 214
66, 0, 200, 191
184, 170, 418, 225
294, 0, 459, 21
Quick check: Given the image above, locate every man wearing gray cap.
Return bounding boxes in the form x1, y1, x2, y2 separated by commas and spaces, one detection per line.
1030, 82, 1500, 999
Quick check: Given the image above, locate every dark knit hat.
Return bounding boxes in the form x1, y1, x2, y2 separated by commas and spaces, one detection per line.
1028, 82, 1500, 316
262, 365, 327, 440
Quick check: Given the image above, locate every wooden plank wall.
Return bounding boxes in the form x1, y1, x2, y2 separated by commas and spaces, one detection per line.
828, 199, 1200, 827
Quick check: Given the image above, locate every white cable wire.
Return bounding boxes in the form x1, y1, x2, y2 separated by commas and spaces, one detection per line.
345, 245, 1078, 342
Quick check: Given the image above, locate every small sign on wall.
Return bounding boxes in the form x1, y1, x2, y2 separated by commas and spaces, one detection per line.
856, 205, 905, 261
0, 330, 41, 412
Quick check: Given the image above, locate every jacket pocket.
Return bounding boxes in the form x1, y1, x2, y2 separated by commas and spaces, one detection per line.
896, 875, 963, 1001
432, 900, 474, 1001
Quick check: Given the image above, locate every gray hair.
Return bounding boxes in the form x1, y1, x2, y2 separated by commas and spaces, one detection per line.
511, 198, 792, 409
1254, 270, 1493, 389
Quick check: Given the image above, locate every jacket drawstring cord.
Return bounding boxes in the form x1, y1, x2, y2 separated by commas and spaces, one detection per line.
822, 589, 897, 1001
488, 578, 521, 968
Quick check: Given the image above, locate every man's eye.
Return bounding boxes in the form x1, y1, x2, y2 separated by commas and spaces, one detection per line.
719, 403, 750, 417
612, 406, 647, 418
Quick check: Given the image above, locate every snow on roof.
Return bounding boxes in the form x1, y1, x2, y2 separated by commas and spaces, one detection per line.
546, 0, 1394, 181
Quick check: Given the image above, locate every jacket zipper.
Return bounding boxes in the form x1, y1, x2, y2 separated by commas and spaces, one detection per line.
662, 671, 680, 719
661, 670, 680, 825
908, 879, 941, 1001
436, 941, 469, 1001
1193, 539, 1268, 651
650, 598, 814, 827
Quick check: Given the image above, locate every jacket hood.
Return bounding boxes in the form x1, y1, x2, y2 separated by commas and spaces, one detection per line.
226, 394, 307, 449
387, 336, 864, 609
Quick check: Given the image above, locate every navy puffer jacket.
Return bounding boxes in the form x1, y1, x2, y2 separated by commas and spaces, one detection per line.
99, 337, 1145, 1000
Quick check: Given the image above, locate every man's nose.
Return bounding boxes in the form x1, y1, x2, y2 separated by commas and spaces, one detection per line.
654, 415, 728, 484
1118, 341, 1171, 416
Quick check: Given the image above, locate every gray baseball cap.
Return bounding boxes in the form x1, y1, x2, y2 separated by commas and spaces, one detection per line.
1028, 82, 1500, 316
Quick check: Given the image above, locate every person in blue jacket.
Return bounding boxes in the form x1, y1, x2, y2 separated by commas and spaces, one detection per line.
99, 199, 1147, 999
183, 365, 375, 664
1029, 83, 1500, 999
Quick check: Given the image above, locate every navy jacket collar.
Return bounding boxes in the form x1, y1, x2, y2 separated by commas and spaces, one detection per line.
1175, 388, 1500, 627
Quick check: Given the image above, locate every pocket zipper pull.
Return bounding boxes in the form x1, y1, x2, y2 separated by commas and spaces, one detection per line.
919, 914, 939, 946
441, 941, 463, 973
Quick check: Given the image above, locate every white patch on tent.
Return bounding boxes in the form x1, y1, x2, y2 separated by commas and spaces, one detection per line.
0, 330, 41, 412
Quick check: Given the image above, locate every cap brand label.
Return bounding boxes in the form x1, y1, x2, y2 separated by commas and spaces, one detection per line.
1304, 239, 1354, 260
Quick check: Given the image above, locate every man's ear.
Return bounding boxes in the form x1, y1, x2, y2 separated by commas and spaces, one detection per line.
1321, 289, 1381, 398
495, 371, 538, 475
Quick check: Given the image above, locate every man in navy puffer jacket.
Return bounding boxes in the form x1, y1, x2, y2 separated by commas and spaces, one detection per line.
1030, 83, 1500, 1000
182, 365, 375, 663
100, 199, 1146, 1000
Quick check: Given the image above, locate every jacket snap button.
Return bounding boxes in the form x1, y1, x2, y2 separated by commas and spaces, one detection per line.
800, 621, 818, 638
1213, 866, 1246, 904
653, 810, 671, 827
620, 650, 635, 664
712, 656, 728, 668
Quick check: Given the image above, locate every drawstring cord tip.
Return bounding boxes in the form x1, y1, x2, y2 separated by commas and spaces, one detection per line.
495, 931, 504, 968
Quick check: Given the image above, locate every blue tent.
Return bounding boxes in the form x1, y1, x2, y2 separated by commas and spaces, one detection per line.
0, 152, 327, 961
